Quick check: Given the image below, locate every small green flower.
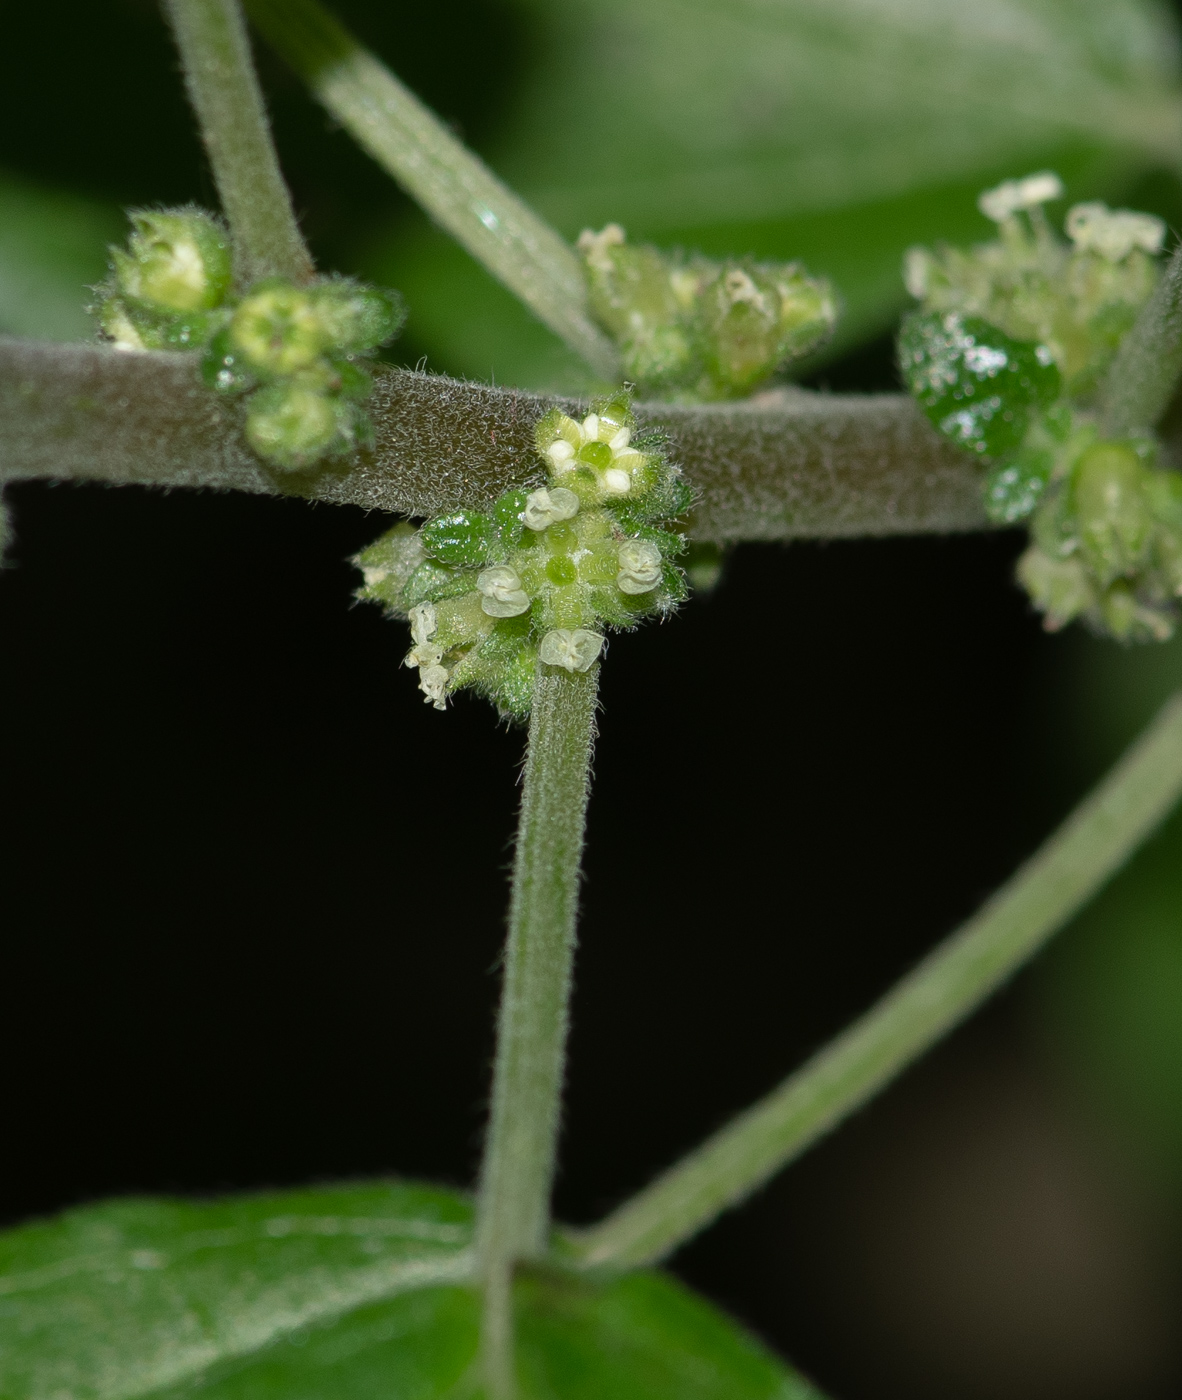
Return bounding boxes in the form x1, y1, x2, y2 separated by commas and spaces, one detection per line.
112, 208, 232, 314
901, 172, 1179, 643
577, 224, 835, 400
356, 392, 693, 718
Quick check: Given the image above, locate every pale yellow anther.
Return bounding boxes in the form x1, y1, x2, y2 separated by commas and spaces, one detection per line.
978, 171, 1063, 223
602, 468, 632, 496
539, 628, 604, 673
418, 664, 449, 710
1065, 202, 1166, 262
523, 486, 580, 531
477, 565, 530, 617
617, 538, 662, 593
409, 600, 437, 645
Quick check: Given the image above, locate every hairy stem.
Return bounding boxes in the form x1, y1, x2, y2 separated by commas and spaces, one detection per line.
243, 0, 618, 379
164, 0, 313, 286
0, 340, 985, 541
476, 664, 599, 1394
1099, 243, 1182, 436
567, 689, 1182, 1271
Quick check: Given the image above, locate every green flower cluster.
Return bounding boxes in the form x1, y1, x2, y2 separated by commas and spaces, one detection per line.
900, 172, 1182, 641
355, 393, 692, 718
578, 224, 836, 401
93, 207, 404, 471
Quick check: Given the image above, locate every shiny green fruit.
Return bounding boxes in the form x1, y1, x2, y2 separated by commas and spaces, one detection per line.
899, 311, 1061, 462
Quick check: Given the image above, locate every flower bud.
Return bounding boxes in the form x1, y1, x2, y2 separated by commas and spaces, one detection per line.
113, 209, 231, 313
1073, 442, 1154, 586
230, 282, 328, 375
309, 280, 405, 352
245, 381, 344, 470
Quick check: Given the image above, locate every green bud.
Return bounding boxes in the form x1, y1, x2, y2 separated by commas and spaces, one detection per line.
230, 282, 329, 375
1073, 441, 1154, 586
114, 209, 231, 313
1016, 545, 1095, 630
419, 511, 496, 568
309, 280, 405, 352
899, 311, 1061, 462
698, 261, 835, 398
245, 381, 345, 470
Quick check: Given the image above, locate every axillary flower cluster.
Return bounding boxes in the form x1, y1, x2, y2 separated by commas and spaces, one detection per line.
578, 224, 836, 400
354, 394, 691, 718
900, 172, 1182, 641
93, 207, 404, 471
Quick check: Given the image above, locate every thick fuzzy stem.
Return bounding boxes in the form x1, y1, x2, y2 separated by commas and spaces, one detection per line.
568, 689, 1182, 1270
1100, 243, 1182, 436
164, 0, 313, 285
476, 664, 598, 1394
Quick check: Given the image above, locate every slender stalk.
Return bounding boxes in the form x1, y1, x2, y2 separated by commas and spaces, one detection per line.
0, 340, 987, 541
476, 663, 599, 1396
242, 0, 619, 379
567, 689, 1182, 1271
164, 0, 313, 286
1099, 243, 1182, 436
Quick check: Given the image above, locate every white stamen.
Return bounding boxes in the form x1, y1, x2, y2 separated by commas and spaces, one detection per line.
903, 246, 931, 300
581, 413, 600, 443
419, 664, 449, 710
978, 171, 1063, 222
362, 565, 389, 588
602, 468, 632, 496
522, 486, 580, 531
539, 628, 604, 673
1065, 202, 1166, 261
608, 426, 631, 451
477, 565, 530, 617
617, 538, 663, 594
409, 600, 437, 645
405, 642, 443, 670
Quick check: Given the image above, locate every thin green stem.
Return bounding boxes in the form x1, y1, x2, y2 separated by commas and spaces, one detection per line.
567, 689, 1182, 1271
164, 0, 313, 286
243, 0, 619, 379
476, 663, 599, 1396
1099, 243, 1182, 436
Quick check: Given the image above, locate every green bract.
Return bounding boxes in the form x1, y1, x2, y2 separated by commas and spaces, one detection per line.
355, 394, 692, 718
93, 207, 404, 473
578, 224, 836, 400
901, 172, 1182, 642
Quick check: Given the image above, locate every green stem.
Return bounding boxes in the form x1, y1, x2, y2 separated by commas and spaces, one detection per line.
476, 663, 599, 1395
163, 0, 313, 286
243, 0, 619, 379
1099, 243, 1182, 436
567, 689, 1182, 1271
0, 340, 987, 540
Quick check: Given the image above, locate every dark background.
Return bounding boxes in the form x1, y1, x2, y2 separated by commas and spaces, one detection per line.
3, 5, 1182, 1399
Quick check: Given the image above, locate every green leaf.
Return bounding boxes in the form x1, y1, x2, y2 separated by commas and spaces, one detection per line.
0, 170, 122, 340
0, 1181, 826, 1400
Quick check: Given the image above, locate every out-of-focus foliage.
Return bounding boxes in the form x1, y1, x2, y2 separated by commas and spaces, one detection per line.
0, 170, 121, 340
368, 0, 1182, 387
1037, 634, 1182, 1180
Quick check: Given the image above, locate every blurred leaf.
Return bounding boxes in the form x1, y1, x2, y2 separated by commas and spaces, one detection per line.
0, 1180, 825, 1400
362, 0, 1182, 385
0, 170, 121, 340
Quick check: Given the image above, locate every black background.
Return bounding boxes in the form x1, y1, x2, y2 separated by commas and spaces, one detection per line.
0, 4, 1175, 1398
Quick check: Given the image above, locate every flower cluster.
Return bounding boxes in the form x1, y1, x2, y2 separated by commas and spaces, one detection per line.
900, 172, 1182, 641
578, 224, 836, 401
354, 393, 692, 717
93, 207, 404, 472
